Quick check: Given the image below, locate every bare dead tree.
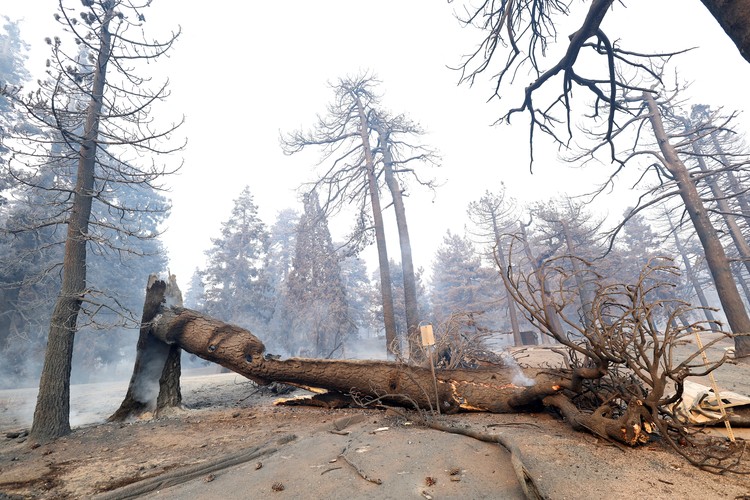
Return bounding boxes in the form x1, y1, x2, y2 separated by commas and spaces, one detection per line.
708, 127, 750, 221
451, 0, 750, 358
671, 106, 750, 281
371, 111, 439, 359
451, 0, 750, 166
466, 186, 525, 345
281, 73, 399, 358
453, 0, 683, 166
569, 75, 750, 358
663, 208, 722, 329
501, 252, 748, 471
2, 0, 183, 441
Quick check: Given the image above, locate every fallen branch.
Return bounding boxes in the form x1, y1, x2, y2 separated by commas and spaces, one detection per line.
339, 448, 382, 485
92, 433, 297, 500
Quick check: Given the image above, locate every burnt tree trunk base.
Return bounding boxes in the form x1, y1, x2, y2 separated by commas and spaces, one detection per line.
109, 275, 183, 422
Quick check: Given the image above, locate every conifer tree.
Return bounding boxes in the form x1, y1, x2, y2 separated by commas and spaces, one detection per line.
282, 191, 355, 357
202, 186, 274, 333
429, 230, 503, 334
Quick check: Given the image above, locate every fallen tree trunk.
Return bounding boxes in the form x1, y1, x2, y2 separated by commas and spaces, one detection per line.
112, 276, 736, 452
149, 306, 546, 414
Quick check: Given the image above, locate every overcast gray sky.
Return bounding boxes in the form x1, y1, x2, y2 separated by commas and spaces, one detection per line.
5, 1, 750, 287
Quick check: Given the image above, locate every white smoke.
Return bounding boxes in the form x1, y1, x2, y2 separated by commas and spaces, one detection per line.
500, 350, 536, 387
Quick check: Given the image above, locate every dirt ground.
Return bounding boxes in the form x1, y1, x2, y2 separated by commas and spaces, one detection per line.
2, 339, 750, 499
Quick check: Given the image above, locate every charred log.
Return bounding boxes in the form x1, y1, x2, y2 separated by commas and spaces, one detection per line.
149, 305, 545, 415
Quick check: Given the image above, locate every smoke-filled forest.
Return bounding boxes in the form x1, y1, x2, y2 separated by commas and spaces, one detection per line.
2, 2, 750, 486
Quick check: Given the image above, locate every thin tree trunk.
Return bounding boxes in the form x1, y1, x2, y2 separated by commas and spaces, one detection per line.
689, 137, 750, 280
519, 222, 561, 344
30, 6, 115, 442
710, 131, 750, 221
667, 212, 721, 329
732, 260, 750, 305
376, 124, 421, 359
350, 93, 398, 358
491, 222, 523, 346
560, 219, 594, 329
0, 285, 21, 350
644, 91, 750, 358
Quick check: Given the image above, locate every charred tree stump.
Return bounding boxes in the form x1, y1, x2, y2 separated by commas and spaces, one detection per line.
109, 275, 183, 421
155, 345, 182, 415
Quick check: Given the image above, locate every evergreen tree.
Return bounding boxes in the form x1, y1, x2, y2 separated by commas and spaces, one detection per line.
1, 0, 182, 440
184, 267, 206, 310
0, 160, 169, 387
467, 187, 525, 346
604, 209, 664, 284
0, 16, 34, 210
264, 208, 299, 354
282, 191, 355, 357
202, 186, 274, 333
266, 208, 299, 295
429, 230, 503, 334
339, 254, 374, 338
531, 198, 603, 329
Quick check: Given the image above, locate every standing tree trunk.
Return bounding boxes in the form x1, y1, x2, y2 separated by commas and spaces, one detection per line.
376, 123, 421, 360
710, 131, 750, 221
30, 5, 115, 442
492, 225, 523, 346
351, 93, 398, 358
644, 91, 750, 358
666, 212, 721, 329
732, 261, 750, 305
688, 132, 750, 282
156, 274, 184, 414
559, 219, 594, 330
518, 221, 562, 344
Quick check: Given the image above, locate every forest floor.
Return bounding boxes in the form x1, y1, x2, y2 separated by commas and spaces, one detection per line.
1, 337, 750, 499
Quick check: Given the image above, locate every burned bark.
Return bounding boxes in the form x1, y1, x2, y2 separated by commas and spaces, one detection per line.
109, 276, 176, 422
149, 305, 533, 414
700, 0, 750, 64
155, 275, 184, 415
